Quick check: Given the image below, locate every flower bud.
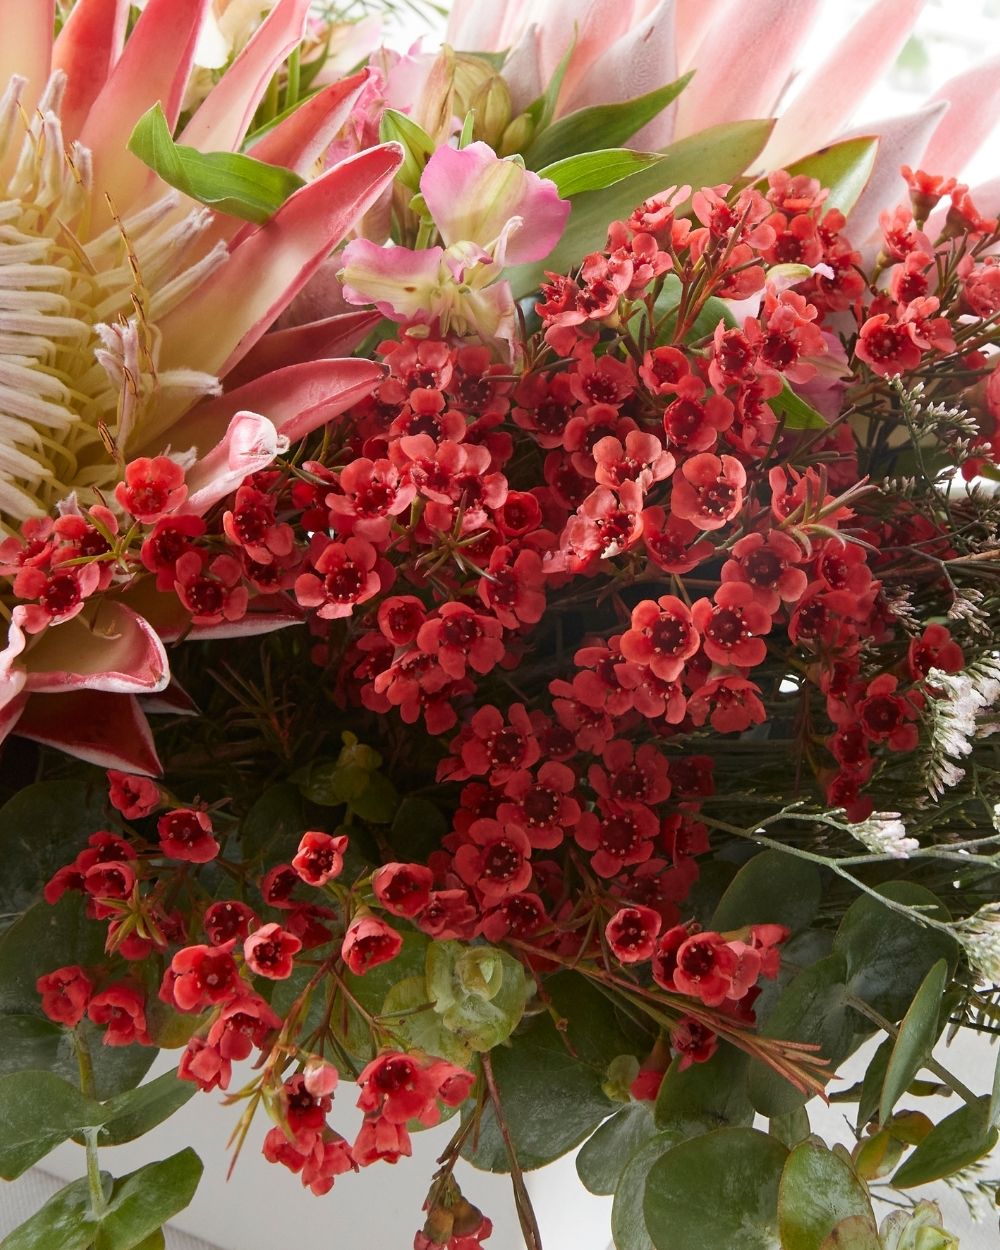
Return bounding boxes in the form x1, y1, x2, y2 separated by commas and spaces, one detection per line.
470, 75, 512, 148
498, 113, 535, 158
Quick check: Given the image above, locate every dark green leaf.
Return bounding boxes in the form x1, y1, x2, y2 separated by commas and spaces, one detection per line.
834, 883, 958, 1022
0, 1175, 98, 1250
654, 1043, 753, 1134
128, 104, 304, 224
711, 850, 822, 933
238, 783, 305, 866
879, 959, 948, 1125
612, 1133, 683, 1250
509, 119, 775, 296
348, 771, 399, 824
644, 1127, 787, 1250
892, 1098, 998, 1187
770, 379, 828, 430
94, 1149, 203, 1250
95, 1069, 195, 1146
769, 1105, 811, 1148
390, 797, 448, 864
0, 780, 109, 925
0, 1013, 80, 1082
857, 1038, 892, 1130
576, 1103, 658, 1195
538, 149, 663, 198
524, 73, 694, 169
0, 1071, 106, 1179
778, 1140, 878, 1250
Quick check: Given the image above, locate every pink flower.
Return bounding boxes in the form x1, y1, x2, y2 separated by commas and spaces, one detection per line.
293, 831, 349, 886
342, 914, 403, 975
244, 923, 302, 980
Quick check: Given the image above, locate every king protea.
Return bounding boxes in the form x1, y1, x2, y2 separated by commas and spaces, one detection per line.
0, 0, 402, 773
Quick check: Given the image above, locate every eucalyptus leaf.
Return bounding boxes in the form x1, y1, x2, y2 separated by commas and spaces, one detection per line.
0, 1070, 106, 1179
778, 1140, 879, 1250
94, 1149, 203, 1250
654, 1043, 753, 1135
711, 849, 822, 933
892, 1097, 998, 1188
0, 1175, 99, 1250
128, 104, 304, 224
879, 959, 948, 1125
576, 1102, 658, 1196
524, 72, 694, 169
95, 1069, 195, 1147
611, 1133, 683, 1250
644, 1127, 788, 1250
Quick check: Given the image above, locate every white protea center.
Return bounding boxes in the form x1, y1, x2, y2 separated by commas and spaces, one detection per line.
0, 71, 223, 527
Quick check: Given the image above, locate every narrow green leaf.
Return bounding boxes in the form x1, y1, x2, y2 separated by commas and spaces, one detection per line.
128, 103, 304, 224
510, 119, 775, 297
538, 149, 663, 198
0, 1071, 106, 1179
879, 959, 948, 1125
892, 1098, 998, 1188
458, 110, 476, 149
644, 1127, 787, 1250
525, 72, 694, 170
524, 35, 576, 131
378, 108, 435, 191
94, 1149, 203, 1250
778, 1140, 879, 1250
95, 1069, 196, 1146
989, 1043, 1000, 1129
762, 136, 879, 216
770, 379, 828, 430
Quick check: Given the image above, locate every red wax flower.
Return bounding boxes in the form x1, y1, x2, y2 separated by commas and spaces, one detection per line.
670, 453, 746, 531
114, 456, 187, 522
620, 595, 700, 682
244, 922, 302, 980
87, 984, 150, 1046
167, 943, 241, 1012
692, 583, 772, 668
157, 809, 219, 863
342, 914, 403, 974
606, 905, 662, 963
372, 863, 435, 917
293, 831, 348, 886
453, 819, 533, 902
37, 965, 93, 1027
107, 770, 160, 820
204, 900, 259, 946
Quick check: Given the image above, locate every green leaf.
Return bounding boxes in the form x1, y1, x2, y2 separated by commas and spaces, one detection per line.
576, 1103, 658, 1196
989, 1042, 1000, 1129
879, 959, 948, 1125
128, 103, 304, 224
770, 379, 828, 430
378, 108, 435, 191
0, 1071, 106, 1179
857, 1037, 892, 1129
0, 780, 110, 926
538, 149, 664, 198
0, 1013, 81, 1082
769, 1105, 811, 1148
426, 941, 529, 1052
644, 1127, 788, 1250
778, 1140, 879, 1250
509, 119, 775, 297
348, 771, 399, 824
0, 1175, 99, 1250
892, 1097, 999, 1188
390, 797, 449, 864
711, 849, 822, 933
95, 1069, 195, 1146
524, 72, 694, 170
94, 1149, 203, 1250
238, 783, 305, 866
771, 136, 879, 216
461, 972, 639, 1171
382, 975, 471, 1066
834, 883, 958, 1022
612, 1133, 683, 1250
654, 1043, 753, 1135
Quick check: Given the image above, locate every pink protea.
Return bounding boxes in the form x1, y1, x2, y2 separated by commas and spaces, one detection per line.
0, 0, 403, 773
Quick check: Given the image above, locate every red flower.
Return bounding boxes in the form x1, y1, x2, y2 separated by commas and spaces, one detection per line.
589, 740, 671, 810
353, 1115, 412, 1165
222, 485, 294, 565
575, 804, 659, 878
688, 676, 766, 733
606, 905, 662, 963
295, 534, 383, 620
672, 1017, 718, 1070
327, 457, 416, 541
167, 943, 241, 1012
293, 831, 348, 886
662, 378, 734, 454
454, 819, 533, 902
204, 900, 258, 945
342, 914, 403, 974
244, 922, 302, 980
378, 596, 427, 645
619, 595, 700, 682
157, 809, 219, 863
855, 674, 920, 751
478, 545, 546, 629
415, 889, 480, 940
372, 863, 434, 917
207, 994, 282, 1060
417, 603, 505, 680
174, 552, 248, 626
855, 312, 922, 377
640, 345, 691, 396
496, 762, 581, 850
106, 770, 160, 820
457, 703, 540, 784
667, 929, 739, 1006
179, 1038, 231, 1091
114, 456, 187, 522
87, 984, 150, 1046
481, 893, 548, 942
83, 860, 136, 917
692, 583, 772, 667
721, 531, 807, 612
37, 965, 92, 1026
640, 508, 714, 574
13, 561, 100, 633
908, 624, 964, 679
140, 515, 207, 590
670, 453, 746, 531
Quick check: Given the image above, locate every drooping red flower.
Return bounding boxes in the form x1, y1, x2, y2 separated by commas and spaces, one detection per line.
204, 900, 258, 946
37, 965, 92, 1027
107, 770, 160, 820
87, 984, 150, 1046
372, 863, 435, 917
157, 809, 219, 863
342, 914, 403, 975
244, 923, 302, 980
179, 1038, 232, 1092
672, 1017, 718, 1069
293, 831, 349, 886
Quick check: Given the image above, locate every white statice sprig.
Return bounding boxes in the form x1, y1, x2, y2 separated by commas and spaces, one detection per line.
921, 657, 1000, 798
846, 812, 919, 859
952, 904, 1000, 986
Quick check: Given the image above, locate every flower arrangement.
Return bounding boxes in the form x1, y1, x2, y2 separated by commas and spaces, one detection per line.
1, 2, 999, 1249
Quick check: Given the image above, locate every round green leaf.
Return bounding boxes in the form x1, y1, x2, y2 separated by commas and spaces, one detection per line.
654, 1042, 752, 1133
0, 1014, 79, 1082
611, 1133, 682, 1250
892, 1098, 999, 1188
711, 850, 821, 933
94, 1148, 203, 1250
0, 1175, 98, 1250
778, 1140, 878, 1250
576, 1103, 658, 1196
0, 1070, 106, 1179
879, 959, 948, 1125
644, 1127, 788, 1250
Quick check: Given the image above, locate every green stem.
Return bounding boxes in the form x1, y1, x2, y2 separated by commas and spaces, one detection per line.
73, 1030, 106, 1217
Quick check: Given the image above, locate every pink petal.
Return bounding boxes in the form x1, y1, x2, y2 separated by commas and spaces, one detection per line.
502, 24, 545, 115
559, 0, 678, 149
173, 358, 384, 452
224, 311, 380, 388
52, 0, 129, 142
78, 0, 209, 222
556, 0, 643, 112
0, 0, 54, 110
759, 0, 926, 171
420, 142, 569, 264
340, 239, 445, 322
182, 411, 284, 516
19, 602, 169, 696
445, 0, 518, 51
920, 54, 1000, 177
674, 0, 736, 69
0, 613, 29, 715
155, 142, 402, 380
674, 0, 820, 136
16, 691, 163, 776
0, 691, 27, 748
179, 0, 312, 153
188, 599, 304, 640
842, 101, 948, 251
247, 69, 370, 176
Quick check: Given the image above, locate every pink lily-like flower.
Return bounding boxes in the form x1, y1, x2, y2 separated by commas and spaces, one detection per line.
0, 0, 403, 772
340, 141, 569, 351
